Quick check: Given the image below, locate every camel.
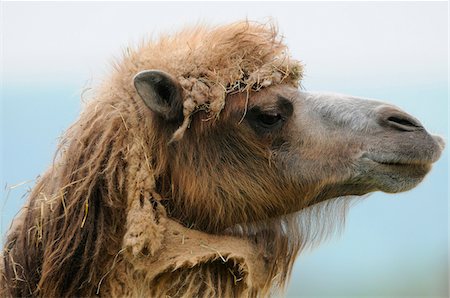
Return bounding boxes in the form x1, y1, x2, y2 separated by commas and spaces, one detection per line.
1, 21, 444, 297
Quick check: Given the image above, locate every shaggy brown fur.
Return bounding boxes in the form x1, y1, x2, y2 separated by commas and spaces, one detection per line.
1, 21, 348, 297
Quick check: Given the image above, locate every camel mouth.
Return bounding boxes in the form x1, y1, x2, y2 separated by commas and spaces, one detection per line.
357, 134, 444, 193
371, 159, 434, 168
373, 160, 432, 175
363, 152, 437, 177
363, 153, 439, 171
364, 156, 432, 172
355, 158, 432, 193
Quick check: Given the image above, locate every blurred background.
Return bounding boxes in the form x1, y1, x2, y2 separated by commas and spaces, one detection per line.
1, 2, 448, 297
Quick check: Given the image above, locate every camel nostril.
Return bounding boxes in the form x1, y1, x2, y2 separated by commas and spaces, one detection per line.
386, 116, 421, 129
377, 106, 423, 132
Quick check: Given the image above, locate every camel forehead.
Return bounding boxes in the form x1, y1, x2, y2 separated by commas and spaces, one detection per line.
248, 86, 298, 107
217, 85, 298, 121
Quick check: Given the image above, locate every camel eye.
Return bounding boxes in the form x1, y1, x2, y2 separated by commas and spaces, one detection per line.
246, 105, 287, 134
257, 113, 283, 128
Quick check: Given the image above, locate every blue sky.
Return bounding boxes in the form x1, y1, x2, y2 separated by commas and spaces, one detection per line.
1, 2, 448, 297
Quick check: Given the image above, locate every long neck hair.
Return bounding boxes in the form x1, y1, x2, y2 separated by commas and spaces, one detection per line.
2, 87, 158, 296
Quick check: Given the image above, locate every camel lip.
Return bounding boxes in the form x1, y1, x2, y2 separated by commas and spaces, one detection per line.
432, 134, 446, 152
374, 160, 433, 167
362, 134, 445, 167
374, 161, 434, 178
369, 160, 433, 178
361, 154, 436, 168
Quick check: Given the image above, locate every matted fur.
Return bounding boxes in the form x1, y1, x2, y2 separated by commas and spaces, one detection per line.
0, 21, 338, 297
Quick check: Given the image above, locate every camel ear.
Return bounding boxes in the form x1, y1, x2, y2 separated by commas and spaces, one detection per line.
134, 70, 184, 121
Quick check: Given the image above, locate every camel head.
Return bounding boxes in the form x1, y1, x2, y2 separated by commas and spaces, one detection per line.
134, 70, 445, 232
2, 21, 445, 298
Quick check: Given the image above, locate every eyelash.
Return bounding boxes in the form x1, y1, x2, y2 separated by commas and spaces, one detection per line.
256, 113, 283, 128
